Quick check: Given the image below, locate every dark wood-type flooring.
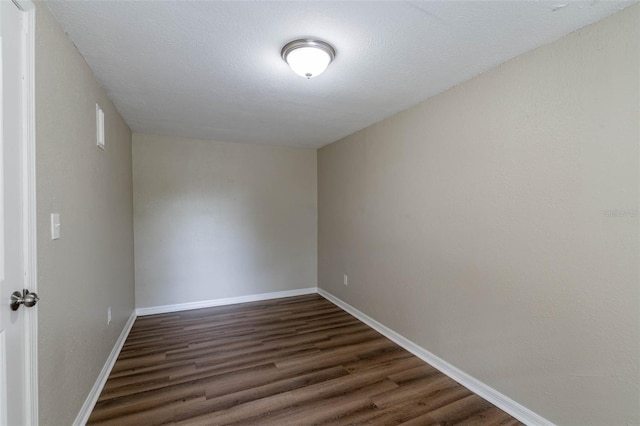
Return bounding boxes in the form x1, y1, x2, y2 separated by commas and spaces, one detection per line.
88, 294, 523, 425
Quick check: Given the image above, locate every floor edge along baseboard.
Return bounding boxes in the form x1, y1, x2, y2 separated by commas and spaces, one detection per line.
135, 287, 318, 316
73, 311, 137, 426
316, 288, 555, 426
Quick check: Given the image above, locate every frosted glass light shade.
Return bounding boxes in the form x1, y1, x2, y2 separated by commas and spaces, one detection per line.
282, 39, 335, 79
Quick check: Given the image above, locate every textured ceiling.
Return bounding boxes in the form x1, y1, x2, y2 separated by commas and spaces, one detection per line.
46, 1, 635, 148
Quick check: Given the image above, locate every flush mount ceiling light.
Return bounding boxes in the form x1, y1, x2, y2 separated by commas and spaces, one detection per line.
281, 39, 336, 79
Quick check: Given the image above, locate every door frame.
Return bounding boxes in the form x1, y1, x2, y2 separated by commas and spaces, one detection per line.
11, 0, 37, 423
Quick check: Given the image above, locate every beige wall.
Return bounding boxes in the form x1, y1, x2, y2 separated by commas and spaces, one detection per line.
133, 134, 317, 309
35, 3, 135, 425
318, 5, 639, 425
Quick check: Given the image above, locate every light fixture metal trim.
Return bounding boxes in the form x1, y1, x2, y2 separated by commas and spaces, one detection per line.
281, 39, 336, 63
281, 38, 336, 78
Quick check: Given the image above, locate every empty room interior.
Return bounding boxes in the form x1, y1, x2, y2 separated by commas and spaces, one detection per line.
5, 0, 639, 425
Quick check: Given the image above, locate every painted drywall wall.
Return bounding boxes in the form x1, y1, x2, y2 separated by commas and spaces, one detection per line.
318, 5, 639, 425
35, 3, 135, 425
133, 134, 317, 309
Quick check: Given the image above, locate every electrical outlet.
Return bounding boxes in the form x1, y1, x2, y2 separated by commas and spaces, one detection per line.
344, 274, 348, 286
107, 307, 112, 325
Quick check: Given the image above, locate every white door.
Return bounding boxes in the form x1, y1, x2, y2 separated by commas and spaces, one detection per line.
0, 1, 37, 425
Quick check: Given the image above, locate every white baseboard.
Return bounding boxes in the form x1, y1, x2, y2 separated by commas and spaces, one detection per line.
136, 287, 318, 316
73, 311, 137, 426
317, 288, 554, 426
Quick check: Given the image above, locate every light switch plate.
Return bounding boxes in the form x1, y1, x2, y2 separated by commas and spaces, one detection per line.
51, 213, 60, 240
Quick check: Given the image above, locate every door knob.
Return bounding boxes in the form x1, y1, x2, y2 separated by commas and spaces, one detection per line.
10, 289, 39, 311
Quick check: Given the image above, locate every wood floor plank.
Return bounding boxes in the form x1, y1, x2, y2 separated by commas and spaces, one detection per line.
88, 294, 523, 425
426, 394, 494, 424
174, 367, 358, 424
